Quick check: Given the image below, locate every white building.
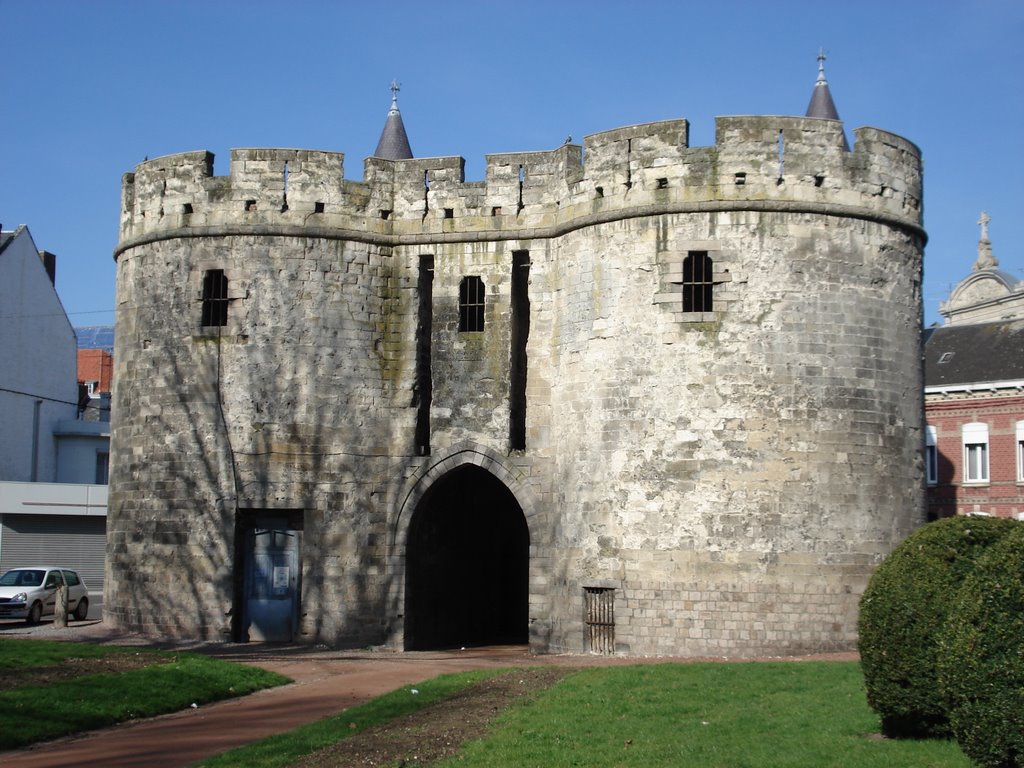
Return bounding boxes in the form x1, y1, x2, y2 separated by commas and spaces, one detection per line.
0, 225, 107, 593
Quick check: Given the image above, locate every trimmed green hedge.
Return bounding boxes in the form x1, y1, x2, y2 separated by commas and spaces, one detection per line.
858, 516, 1018, 738
937, 523, 1024, 768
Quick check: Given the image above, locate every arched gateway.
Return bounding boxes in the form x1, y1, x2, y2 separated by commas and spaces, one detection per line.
403, 465, 529, 650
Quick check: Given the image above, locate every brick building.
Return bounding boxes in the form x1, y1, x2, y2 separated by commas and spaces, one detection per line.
77, 349, 114, 396
924, 214, 1024, 520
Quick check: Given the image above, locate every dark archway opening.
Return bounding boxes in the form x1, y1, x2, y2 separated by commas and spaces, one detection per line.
404, 465, 529, 650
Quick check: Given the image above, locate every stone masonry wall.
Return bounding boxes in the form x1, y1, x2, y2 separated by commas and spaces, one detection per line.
109, 114, 925, 654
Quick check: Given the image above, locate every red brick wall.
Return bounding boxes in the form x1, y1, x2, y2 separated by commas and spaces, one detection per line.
926, 393, 1024, 519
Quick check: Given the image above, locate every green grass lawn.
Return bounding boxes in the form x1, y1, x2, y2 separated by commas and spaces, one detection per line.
0, 637, 147, 669
207, 661, 970, 768
0, 638, 289, 750
2, 639, 972, 767
447, 663, 971, 768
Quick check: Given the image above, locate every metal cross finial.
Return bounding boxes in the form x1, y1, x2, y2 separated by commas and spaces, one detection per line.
389, 80, 401, 110
816, 48, 828, 84
978, 211, 991, 241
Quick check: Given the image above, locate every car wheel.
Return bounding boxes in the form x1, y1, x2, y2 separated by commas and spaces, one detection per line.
73, 598, 89, 621
27, 601, 43, 624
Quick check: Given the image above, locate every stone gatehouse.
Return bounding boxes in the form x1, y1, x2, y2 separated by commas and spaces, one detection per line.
106, 65, 926, 656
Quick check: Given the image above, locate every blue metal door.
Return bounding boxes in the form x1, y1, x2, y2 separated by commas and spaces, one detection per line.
245, 524, 300, 642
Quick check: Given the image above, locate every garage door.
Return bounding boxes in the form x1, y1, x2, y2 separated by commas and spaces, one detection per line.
0, 514, 106, 591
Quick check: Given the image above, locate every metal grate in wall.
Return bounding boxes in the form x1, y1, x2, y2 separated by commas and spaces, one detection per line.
584, 587, 615, 655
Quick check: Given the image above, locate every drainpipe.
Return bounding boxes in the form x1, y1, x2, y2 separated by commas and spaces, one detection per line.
31, 400, 42, 481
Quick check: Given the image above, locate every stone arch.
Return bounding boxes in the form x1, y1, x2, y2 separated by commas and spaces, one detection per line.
391, 443, 538, 553
391, 444, 537, 650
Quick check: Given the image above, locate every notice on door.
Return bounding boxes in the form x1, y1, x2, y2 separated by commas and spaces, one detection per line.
273, 566, 290, 595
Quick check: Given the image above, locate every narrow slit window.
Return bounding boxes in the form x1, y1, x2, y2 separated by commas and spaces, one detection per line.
415, 256, 434, 456
681, 251, 714, 313
459, 276, 485, 332
510, 251, 530, 450
201, 269, 229, 327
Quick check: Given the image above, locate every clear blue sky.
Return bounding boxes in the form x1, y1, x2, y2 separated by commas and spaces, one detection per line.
2, 0, 1021, 329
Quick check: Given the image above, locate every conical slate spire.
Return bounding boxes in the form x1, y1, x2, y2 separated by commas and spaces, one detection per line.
373, 80, 413, 160
805, 49, 841, 120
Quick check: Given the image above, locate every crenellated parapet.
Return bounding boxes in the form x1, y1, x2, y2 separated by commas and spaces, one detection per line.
116, 115, 924, 257
109, 92, 927, 654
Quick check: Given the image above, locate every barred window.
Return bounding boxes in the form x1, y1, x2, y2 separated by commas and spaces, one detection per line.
201, 269, 229, 327
681, 251, 713, 313
459, 276, 485, 332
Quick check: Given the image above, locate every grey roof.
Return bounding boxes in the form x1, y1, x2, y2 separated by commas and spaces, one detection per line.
373, 84, 413, 160
924, 319, 1024, 386
805, 51, 841, 121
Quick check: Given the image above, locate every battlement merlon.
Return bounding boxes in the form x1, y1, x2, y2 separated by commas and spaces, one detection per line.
115, 116, 924, 257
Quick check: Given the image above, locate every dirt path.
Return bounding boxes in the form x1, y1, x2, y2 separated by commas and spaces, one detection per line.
293, 666, 574, 768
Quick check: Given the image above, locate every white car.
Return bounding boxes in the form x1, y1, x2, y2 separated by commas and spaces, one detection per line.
0, 567, 90, 623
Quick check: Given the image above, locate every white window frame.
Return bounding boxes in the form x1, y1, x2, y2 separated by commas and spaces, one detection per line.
962, 422, 990, 484
925, 425, 938, 485
1016, 421, 1024, 482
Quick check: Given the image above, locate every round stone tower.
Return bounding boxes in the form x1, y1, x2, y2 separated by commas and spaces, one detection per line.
107, 80, 925, 655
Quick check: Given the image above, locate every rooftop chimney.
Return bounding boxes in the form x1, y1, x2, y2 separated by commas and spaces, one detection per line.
38, 250, 56, 284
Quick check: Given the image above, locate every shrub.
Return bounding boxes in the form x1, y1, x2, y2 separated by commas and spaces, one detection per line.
858, 515, 1018, 738
937, 523, 1024, 768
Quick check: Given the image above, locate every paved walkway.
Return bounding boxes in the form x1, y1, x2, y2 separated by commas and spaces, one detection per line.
0, 622, 593, 768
